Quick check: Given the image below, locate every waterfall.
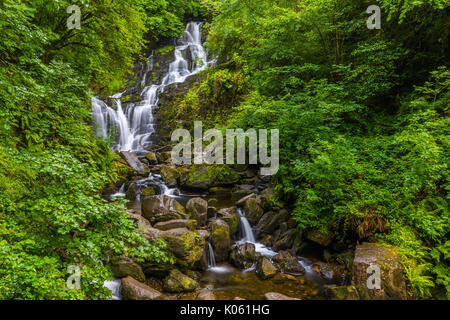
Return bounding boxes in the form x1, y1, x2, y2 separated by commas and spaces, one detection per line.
91, 22, 213, 152
206, 241, 217, 268
103, 279, 122, 300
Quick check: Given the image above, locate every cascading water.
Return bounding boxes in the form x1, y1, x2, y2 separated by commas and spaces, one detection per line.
91, 22, 213, 152
103, 279, 122, 300
206, 241, 217, 268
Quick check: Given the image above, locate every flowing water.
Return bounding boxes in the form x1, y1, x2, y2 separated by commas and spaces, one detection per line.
92, 22, 213, 152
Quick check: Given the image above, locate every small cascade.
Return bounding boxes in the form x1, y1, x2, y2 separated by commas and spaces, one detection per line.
92, 22, 214, 152
206, 241, 217, 268
110, 183, 126, 199
103, 279, 122, 300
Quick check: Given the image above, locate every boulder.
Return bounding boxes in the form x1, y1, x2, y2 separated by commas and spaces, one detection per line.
127, 212, 163, 243
235, 193, 257, 207
163, 269, 199, 293
273, 229, 298, 251
256, 257, 278, 280
120, 151, 149, 174
154, 219, 190, 231
186, 197, 208, 226
352, 242, 407, 300
111, 257, 146, 282
208, 219, 230, 262
156, 152, 173, 165
209, 187, 231, 196
125, 182, 138, 200
325, 285, 360, 300
216, 207, 241, 236
142, 186, 155, 197
306, 229, 333, 247
141, 195, 186, 224
256, 209, 290, 236
196, 291, 216, 300
264, 292, 300, 300
160, 165, 179, 187
241, 197, 264, 225
121, 276, 163, 300
145, 152, 158, 165
162, 228, 205, 268
272, 251, 305, 275
229, 243, 256, 269
182, 164, 240, 190
197, 229, 210, 239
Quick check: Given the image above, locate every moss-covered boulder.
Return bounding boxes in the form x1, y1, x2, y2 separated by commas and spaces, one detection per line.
352, 242, 407, 300
256, 256, 278, 280
273, 229, 298, 251
255, 209, 289, 237
111, 257, 146, 282
121, 276, 163, 300
325, 286, 360, 300
230, 243, 256, 269
141, 195, 186, 224
163, 269, 199, 293
145, 152, 158, 165
154, 219, 190, 231
182, 164, 240, 190
241, 197, 264, 225
119, 151, 150, 175
162, 228, 205, 268
160, 165, 179, 187
208, 219, 230, 262
216, 207, 241, 236
186, 197, 208, 226
142, 186, 155, 197
272, 251, 305, 275
306, 229, 333, 247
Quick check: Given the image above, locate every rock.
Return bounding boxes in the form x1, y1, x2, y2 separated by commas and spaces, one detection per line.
111, 257, 146, 282
272, 251, 305, 275
156, 152, 173, 165
154, 219, 190, 231
229, 243, 256, 269
242, 197, 264, 225
186, 197, 208, 226
162, 228, 205, 268
125, 182, 139, 200
145, 152, 158, 165
160, 165, 179, 187
141, 195, 186, 224
235, 193, 257, 206
182, 164, 240, 190
260, 187, 278, 209
207, 207, 216, 219
256, 257, 278, 280
208, 219, 230, 262
306, 229, 333, 247
209, 187, 231, 196
142, 186, 155, 197
255, 209, 289, 236
326, 286, 360, 300
264, 292, 300, 300
121, 276, 163, 300
231, 185, 255, 200
163, 269, 199, 293
273, 229, 298, 251
352, 242, 407, 300
120, 151, 149, 174
196, 291, 216, 300
216, 207, 241, 236
127, 212, 163, 243
335, 250, 354, 271
234, 296, 246, 300
197, 229, 210, 239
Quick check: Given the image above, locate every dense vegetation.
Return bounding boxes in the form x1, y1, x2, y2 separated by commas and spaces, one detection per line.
196, 0, 449, 299
0, 0, 202, 299
0, 0, 448, 300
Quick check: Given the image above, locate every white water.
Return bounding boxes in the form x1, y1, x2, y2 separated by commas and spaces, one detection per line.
206, 241, 216, 268
92, 22, 213, 152
236, 207, 277, 258
103, 279, 122, 300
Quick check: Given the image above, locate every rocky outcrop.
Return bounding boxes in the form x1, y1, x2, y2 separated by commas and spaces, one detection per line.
351, 242, 407, 300
256, 257, 278, 280
111, 257, 146, 282
229, 243, 256, 269
208, 219, 230, 262
121, 276, 163, 300
163, 269, 199, 293
186, 197, 208, 226
162, 228, 205, 268
141, 195, 186, 224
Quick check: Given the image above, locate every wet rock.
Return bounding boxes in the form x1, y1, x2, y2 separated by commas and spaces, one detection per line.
196, 291, 216, 300
231, 185, 254, 200
306, 229, 333, 247
256, 209, 289, 237
216, 207, 241, 236
182, 164, 240, 190
352, 243, 407, 300
235, 193, 257, 206
141, 195, 186, 224
154, 219, 190, 231
186, 197, 208, 226
160, 165, 179, 187
272, 251, 305, 275
264, 292, 300, 300
111, 257, 146, 282
145, 152, 158, 165
125, 182, 139, 200
163, 269, 199, 293
162, 228, 206, 268
273, 229, 298, 251
256, 257, 278, 280
241, 197, 264, 225
208, 219, 230, 262
230, 243, 256, 269
120, 151, 149, 175
325, 285, 359, 300
121, 276, 163, 300
142, 186, 155, 197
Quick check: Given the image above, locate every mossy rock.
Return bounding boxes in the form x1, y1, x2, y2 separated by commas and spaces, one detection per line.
217, 207, 241, 236
208, 219, 231, 262
326, 286, 360, 300
142, 186, 155, 197
163, 269, 199, 293
162, 228, 206, 268
160, 165, 179, 187
111, 257, 146, 283
182, 164, 240, 190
